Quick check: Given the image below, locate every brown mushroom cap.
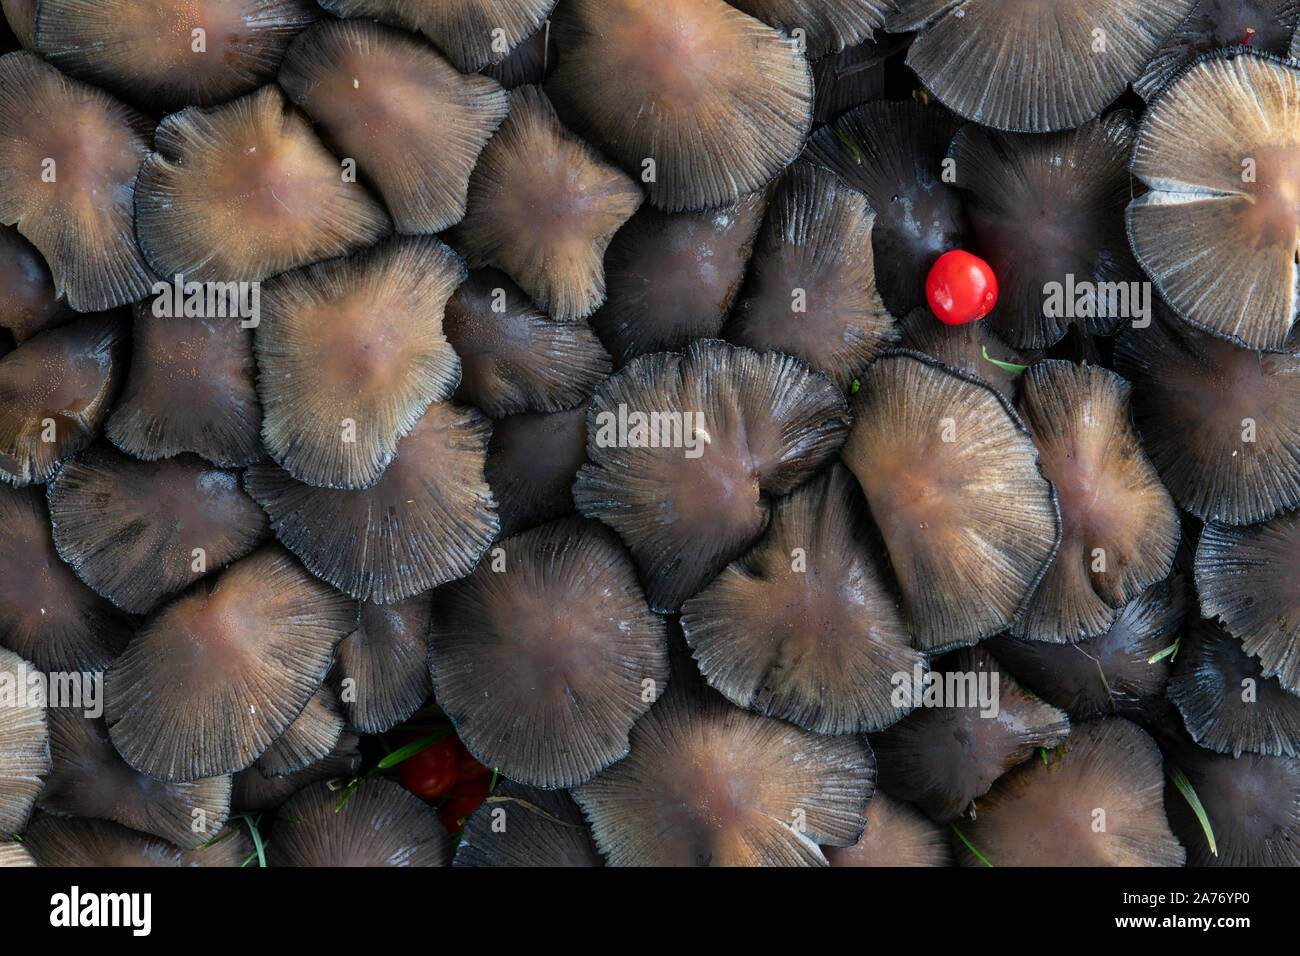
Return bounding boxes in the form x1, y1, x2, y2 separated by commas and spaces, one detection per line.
729, 0, 888, 58
0, 646, 50, 834
1197, 511, 1300, 695
1, 0, 34, 48
0, 51, 156, 311
256, 236, 465, 490
681, 464, 922, 735
952, 718, 1185, 866
574, 339, 851, 613
429, 517, 668, 788
454, 780, 605, 867
480, 19, 554, 89
317, 0, 557, 73
268, 777, 453, 866
135, 84, 391, 284
0, 312, 128, 486
254, 682, 344, 777
811, 36, 901, 124
823, 791, 953, 867
245, 400, 499, 603
872, 646, 1070, 822
443, 268, 611, 417
890, 0, 1196, 132
1114, 307, 1300, 526
802, 100, 967, 318
572, 660, 875, 866
453, 85, 643, 321
335, 596, 432, 735
485, 407, 588, 537
231, 729, 361, 812
38, 704, 232, 849
1012, 361, 1180, 642
280, 18, 508, 233
725, 163, 898, 390
546, 0, 813, 212
0, 485, 132, 673
950, 113, 1143, 350
34, 0, 319, 113
589, 190, 768, 366
104, 545, 357, 781
842, 351, 1060, 651
1135, 0, 1300, 101
0, 841, 35, 866
989, 574, 1191, 722
1169, 616, 1300, 757
0, 225, 66, 344
46, 446, 269, 614
1129, 49, 1300, 350
23, 814, 254, 866
105, 301, 262, 467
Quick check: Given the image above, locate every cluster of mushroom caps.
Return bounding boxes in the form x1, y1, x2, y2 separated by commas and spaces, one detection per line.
1, 0, 1299, 868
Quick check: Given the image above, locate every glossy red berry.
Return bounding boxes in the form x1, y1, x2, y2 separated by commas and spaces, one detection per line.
396, 732, 461, 801
926, 250, 998, 325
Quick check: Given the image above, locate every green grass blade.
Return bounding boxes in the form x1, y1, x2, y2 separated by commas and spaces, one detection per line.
1167, 764, 1217, 857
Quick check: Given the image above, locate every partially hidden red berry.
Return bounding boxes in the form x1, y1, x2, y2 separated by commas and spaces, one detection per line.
396, 731, 460, 801
454, 738, 491, 781
925, 250, 998, 325
438, 773, 493, 833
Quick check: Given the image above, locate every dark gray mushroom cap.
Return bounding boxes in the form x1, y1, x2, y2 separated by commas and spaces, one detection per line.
454, 780, 605, 867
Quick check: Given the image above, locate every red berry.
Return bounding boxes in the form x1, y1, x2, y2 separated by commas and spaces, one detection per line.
437, 774, 493, 833
453, 738, 491, 781
925, 250, 998, 325
396, 732, 460, 801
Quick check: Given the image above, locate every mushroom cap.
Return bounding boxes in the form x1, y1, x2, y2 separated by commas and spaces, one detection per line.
823, 791, 953, 867
480, 19, 554, 89
256, 236, 466, 490
897, 307, 1032, 401
1197, 511, 1300, 695
335, 596, 432, 735
0, 485, 132, 673
1012, 361, 1180, 642
1, 0, 34, 48
1114, 307, 1300, 526
231, 729, 361, 811
953, 718, 1185, 866
0, 841, 35, 866
453, 780, 605, 867
0, 225, 66, 344
0, 51, 155, 311
317, 0, 557, 73
453, 85, 643, 321
23, 814, 254, 866
0, 312, 128, 486
681, 464, 922, 735
245, 400, 499, 604
1160, 723, 1300, 866
0, 646, 51, 834
890, 0, 1197, 132
989, 574, 1191, 722
105, 302, 262, 468
802, 100, 966, 317
546, 0, 813, 212
872, 645, 1070, 822
46, 446, 269, 614
574, 339, 851, 613
254, 682, 344, 777
950, 113, 1142, 349
135, 84, 391, 284
104, 545, 356, 781
842, 351, 1060, 651
1129, 49, 1300, 350
572, 662, 875, 866
38, 704, 232, 849
725, 163, 899, 390
730, 0, 889, 57
1135, 0, 1300, 101
485, 407, 588, 538
279, 18, 508, 233
34, 0, 319, 113
268, 777, 453, 866
810, 36, 899, 124
429, 516, 668, 788
443, 268, 611, 417
1169, 616, 1300, 757
589, 190, 768, 366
